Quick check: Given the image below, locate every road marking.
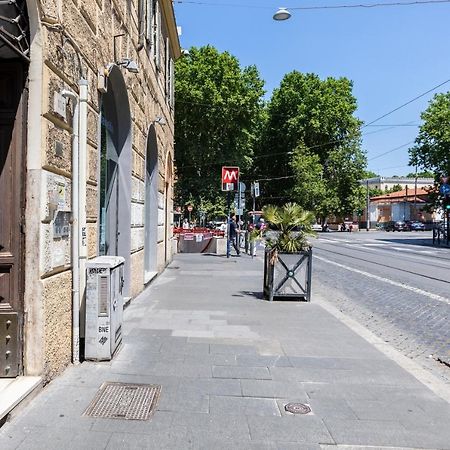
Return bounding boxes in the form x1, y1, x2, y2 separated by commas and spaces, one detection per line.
314, 255, 450, 306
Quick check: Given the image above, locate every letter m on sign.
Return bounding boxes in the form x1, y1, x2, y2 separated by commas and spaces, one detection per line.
221, 166, 239, 191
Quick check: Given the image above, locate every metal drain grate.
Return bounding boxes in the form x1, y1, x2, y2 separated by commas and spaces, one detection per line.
84, 382, 161, 420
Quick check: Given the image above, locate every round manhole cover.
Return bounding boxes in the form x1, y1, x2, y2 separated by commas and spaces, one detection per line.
284, 402, 311, 415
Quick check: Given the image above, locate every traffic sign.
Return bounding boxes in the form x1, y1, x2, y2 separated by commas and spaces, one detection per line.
440, 184, 450, 195
253, 182, 260, 197
221, 166, 239, 191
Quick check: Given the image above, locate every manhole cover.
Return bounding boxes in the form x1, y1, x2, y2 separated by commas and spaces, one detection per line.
284, 402, 311, 415
84, 382, 161, 420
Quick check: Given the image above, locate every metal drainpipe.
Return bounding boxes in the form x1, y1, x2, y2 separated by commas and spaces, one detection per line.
62, 89, 80, 364
78, 79, 89, 340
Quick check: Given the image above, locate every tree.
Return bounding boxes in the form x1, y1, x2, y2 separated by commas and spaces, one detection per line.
364, 170, 379, 178
406, 170, 434, 178
174, 46, 265, 215
409, 92, 450, 178
256, 71, 365, 217
386, 184, 403, 193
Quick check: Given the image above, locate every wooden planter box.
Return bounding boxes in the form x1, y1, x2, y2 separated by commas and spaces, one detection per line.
263, 247, 312, 302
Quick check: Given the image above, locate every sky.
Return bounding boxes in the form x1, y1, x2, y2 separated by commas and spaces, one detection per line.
173, 0, 450, 177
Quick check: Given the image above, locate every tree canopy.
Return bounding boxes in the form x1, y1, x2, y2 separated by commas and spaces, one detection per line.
409, 92, 450, 178
255, 71, 365, 218
174, 46, 265, 218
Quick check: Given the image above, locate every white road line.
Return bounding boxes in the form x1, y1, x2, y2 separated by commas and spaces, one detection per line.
314, 255, 450, 305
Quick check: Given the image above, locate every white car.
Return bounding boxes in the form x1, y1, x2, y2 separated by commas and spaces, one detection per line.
311, 223, 322, 231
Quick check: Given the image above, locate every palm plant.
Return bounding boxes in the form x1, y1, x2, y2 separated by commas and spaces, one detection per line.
252, 203, 316, 253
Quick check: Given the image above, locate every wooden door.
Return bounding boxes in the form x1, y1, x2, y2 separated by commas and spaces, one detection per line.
0, 62, 27, 377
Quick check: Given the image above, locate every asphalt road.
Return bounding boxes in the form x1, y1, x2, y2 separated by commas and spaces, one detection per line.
312, 230, 450, 382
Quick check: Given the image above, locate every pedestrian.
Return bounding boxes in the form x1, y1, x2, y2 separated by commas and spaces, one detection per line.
256, 218, 266, 231
182, 218, 189, 230
228, 213, 240, 256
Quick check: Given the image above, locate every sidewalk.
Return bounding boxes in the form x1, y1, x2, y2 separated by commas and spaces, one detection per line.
1, 253, 450, 449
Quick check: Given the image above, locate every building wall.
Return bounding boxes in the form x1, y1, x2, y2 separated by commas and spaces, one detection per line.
24, 0, 178, 379
365, 177, 434, 191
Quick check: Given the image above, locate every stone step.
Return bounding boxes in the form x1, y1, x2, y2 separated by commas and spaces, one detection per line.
0, 376, 42, 421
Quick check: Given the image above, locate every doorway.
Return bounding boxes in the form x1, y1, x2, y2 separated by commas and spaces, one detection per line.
144, 125, 158, 282
0, 62, 28, 377
98, 66, 132, 297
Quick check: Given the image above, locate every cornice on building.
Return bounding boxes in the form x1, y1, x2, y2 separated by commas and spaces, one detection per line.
362, 176, 434, 184
160, 0, 181, 59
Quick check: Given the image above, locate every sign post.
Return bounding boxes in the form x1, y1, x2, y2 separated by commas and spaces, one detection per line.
222, 167, 239, 258
440, 176, 450, 245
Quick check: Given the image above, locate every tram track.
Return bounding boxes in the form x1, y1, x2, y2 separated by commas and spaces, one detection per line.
314, 241, 450, 285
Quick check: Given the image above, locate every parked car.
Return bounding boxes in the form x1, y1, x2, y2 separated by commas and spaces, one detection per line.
385, 221, 410, 231
408, 221, 425, 231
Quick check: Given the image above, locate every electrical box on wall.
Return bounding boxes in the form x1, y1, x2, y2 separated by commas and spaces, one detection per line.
85, 256, 125, 361
54, 92, 67, 121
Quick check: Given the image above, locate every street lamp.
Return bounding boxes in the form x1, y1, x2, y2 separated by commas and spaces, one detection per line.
273, 7, 291, 21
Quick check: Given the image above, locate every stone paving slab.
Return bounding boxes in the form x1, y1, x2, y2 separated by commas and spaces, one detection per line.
1, 253, 450, 449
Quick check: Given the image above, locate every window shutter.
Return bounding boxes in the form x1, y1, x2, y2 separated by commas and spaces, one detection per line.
154, 1, 161, 69
146, 0, 153, 46
170, 58, 175, 108
165, 37, 170, 101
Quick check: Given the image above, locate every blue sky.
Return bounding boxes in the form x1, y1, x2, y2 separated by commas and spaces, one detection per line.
173, 0, 450, 177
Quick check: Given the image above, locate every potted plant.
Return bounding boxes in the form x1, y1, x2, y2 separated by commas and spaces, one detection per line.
251, 203, 315, 302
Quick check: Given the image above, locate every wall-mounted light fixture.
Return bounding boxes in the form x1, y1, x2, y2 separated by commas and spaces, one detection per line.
154, 116, 166, 126
113, 33, 140, 73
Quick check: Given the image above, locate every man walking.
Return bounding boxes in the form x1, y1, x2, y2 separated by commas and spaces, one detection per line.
228, 213, 240, 256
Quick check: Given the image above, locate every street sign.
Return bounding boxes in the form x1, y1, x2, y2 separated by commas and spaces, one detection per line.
221, 166, 239, 191
253, 182, 260, 198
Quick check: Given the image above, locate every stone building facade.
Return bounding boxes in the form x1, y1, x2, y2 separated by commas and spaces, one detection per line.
0, 0, 180, 383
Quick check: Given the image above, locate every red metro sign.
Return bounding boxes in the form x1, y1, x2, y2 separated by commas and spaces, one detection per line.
221, 166, 239, 191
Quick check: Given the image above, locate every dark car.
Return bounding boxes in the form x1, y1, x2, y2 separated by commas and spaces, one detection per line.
408, 221, 425, 231
385, 221, 410, 231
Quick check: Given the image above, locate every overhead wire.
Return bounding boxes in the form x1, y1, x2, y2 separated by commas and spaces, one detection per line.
174, 0, 450, 10
362, 78, 450, 127
367, 141, 414, 161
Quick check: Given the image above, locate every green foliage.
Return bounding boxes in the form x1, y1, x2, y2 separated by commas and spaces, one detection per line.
405, 170, 434, 178
255, 71, 365, 217
251, 203, 315, 253
388, 184, 403, 193
369, 187, 383, 197
174, 46, 265, 215
409, 92, 450, 179
364, 170, 379, 178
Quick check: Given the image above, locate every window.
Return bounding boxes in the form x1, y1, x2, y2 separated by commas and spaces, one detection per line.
154, 0, 161, 68
146, 0, 160, 69
165, 36, 170, 101
169, 58, 175, 108
145, 0, 153, 47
